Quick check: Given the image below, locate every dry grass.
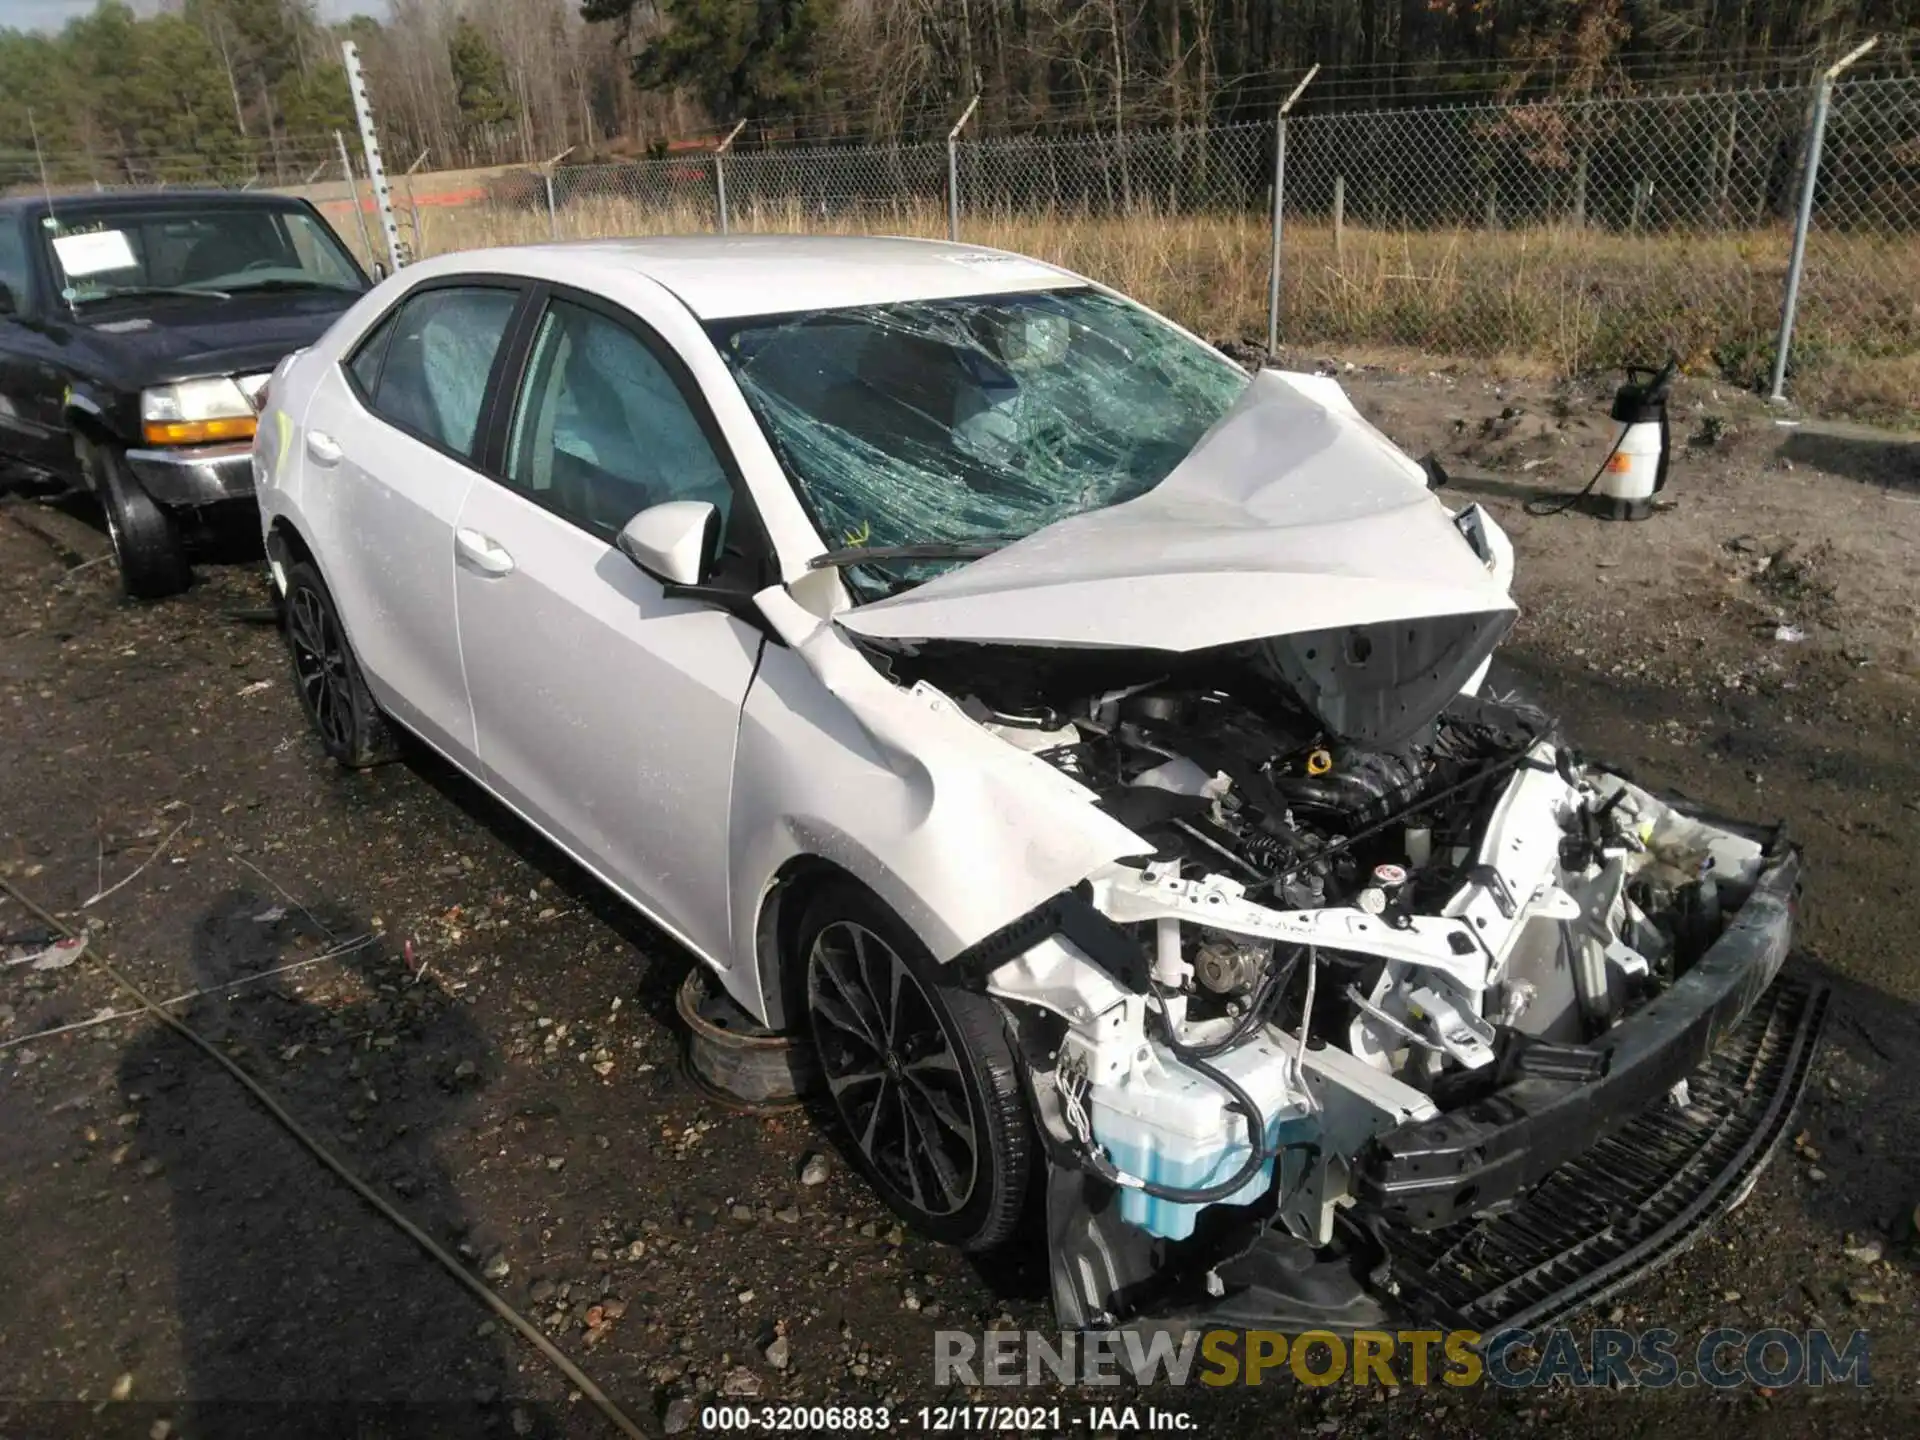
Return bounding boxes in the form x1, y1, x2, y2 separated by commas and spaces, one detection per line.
385, 191, 1918, 423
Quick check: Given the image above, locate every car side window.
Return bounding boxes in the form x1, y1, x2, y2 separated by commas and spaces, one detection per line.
363, 286, 518, 459
346, 311, 396, 397
0, 217, 29, 312
504, 298, 734, 543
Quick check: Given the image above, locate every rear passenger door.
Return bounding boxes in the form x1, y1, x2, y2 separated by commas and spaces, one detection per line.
300, 278, 526, 762
452, 286, 766, 964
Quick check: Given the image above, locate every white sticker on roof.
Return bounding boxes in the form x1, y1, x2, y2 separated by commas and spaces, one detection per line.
943, 252, 1063, 281
51, 229, 137, 277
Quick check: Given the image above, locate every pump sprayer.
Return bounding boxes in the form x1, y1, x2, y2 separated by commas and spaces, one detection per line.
1527, 354, 1679, 521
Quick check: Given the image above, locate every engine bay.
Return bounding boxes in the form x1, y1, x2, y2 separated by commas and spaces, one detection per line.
890, 637, 1781, 1264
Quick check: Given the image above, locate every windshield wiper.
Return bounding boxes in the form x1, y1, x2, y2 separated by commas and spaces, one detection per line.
76, 284, 230, 304
807, 541, 1010, 571
221, 277, 360, 294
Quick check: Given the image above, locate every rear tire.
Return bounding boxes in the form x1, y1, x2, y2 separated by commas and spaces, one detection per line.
79, 435, 189, 599
797, 881, 1033, 1251
282, 558, 397, 768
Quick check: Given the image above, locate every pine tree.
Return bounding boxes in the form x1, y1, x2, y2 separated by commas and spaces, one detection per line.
449, 18, 517, 128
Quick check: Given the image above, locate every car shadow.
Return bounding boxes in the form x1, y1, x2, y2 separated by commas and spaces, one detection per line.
117, 888, 561, 1437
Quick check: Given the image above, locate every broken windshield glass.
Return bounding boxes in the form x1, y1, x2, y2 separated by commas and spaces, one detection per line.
709, 287, 1250, 597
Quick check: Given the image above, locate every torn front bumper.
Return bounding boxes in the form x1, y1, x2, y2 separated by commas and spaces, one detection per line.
1375, 972, 1826, 1333
1353, 850, 1803, 1230
1046, 849, 1824, 1339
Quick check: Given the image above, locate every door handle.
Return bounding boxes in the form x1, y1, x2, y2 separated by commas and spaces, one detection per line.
455, 527, 515, 576
305, 430, 342, 466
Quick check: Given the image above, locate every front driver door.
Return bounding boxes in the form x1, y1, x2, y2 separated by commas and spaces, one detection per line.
452, 289, 764, 964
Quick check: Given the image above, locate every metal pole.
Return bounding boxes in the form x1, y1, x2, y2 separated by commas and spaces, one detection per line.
342, 41, 402, 273
947, 95, 981, 242
540, 146, 574, 243
1768, 37, 1877, 404
403, 149, 429, 259
1265, 65, 1318, 357
336, 130, 377, 271
714, 119, 747, 235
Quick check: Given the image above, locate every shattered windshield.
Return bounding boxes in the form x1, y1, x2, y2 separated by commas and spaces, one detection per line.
710, 287, 1250, 597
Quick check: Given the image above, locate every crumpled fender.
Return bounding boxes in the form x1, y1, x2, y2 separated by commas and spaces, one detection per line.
725, 586, 1145, 1024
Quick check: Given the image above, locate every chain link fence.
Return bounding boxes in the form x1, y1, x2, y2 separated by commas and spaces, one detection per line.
1274, 79, 1916, 413
460, 77, 1916, 418
1791, 76, 1920, 410
1277, 89, 1814, 375
17, 74, 1913, 418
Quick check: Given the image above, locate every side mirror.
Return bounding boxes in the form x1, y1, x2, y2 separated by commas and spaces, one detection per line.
616, 500, 718, 587
370, 261, 387, 282
0, 282, 15, 316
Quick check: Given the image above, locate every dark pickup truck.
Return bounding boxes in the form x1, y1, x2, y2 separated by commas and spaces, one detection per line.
0, 190, 370, 596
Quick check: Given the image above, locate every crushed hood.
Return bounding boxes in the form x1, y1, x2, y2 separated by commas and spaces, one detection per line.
833, 371, 1517, 744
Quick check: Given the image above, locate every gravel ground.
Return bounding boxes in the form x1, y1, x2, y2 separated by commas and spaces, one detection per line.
1, 364, 1915, 1439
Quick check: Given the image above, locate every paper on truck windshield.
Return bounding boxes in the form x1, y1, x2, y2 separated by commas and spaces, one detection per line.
51, 229, 137, 277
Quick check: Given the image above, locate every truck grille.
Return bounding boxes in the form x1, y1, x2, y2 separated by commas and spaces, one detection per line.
1376, 976, 1826, 1334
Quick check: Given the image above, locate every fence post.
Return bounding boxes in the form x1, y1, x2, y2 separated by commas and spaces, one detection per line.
1770, 38, 1877, 403
948, 95, 981, 241
335, 130, 377, 270
341, 41, 402, 273
1265, 65, 1318, 357
714, 119, 747, 235
541, 147, 573, 242
402, 149, 429, 260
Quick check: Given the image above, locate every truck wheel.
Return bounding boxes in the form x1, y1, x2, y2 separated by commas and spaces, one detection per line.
283, 558, 398, 768
797, 881, 1033, 1251
78, 436, 190, 599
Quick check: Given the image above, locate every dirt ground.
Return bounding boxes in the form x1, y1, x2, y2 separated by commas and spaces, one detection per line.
1, 361, 1916, 1439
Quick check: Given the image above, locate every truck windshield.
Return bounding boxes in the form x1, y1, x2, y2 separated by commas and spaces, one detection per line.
709, 287, 1250, 598
42, 205, 366, 305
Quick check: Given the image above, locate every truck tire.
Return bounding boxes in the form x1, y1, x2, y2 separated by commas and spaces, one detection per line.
78, 435, 190, 599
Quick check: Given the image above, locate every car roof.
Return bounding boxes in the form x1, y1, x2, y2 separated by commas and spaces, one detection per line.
0, 189, 315, 220
420, 234, 1087, 320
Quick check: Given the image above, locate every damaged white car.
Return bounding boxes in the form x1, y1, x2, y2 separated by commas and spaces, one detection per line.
256, 237, 1822, 1337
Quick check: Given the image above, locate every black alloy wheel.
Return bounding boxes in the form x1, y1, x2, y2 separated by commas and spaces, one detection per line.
799, 883, 1032, 1251
282, 559, 396, 768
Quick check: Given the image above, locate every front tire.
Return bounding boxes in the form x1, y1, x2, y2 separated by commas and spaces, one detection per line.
79, 435, 189, 599
798, 882, 1033, 1251
282, 558, 397, 768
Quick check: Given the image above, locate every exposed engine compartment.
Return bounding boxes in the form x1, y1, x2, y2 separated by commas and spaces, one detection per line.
880, 637, 1784, 1277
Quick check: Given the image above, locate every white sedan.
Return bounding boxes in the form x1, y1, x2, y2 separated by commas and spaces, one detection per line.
254, 237, 1810, 1338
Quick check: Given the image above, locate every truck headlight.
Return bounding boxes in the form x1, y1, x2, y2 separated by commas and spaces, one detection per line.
140, 378, 257, 446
